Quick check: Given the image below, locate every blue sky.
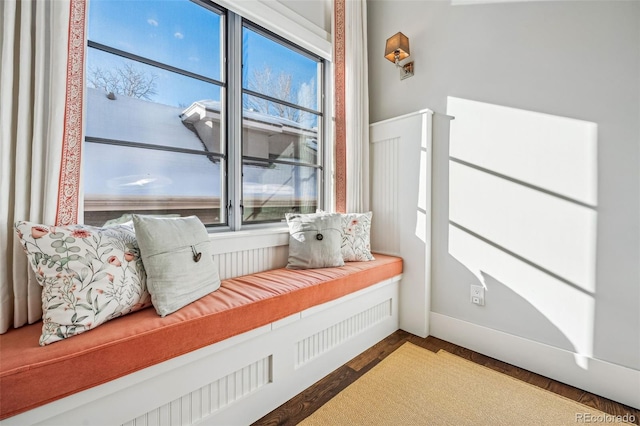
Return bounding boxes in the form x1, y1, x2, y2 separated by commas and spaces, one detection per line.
87, 0, 319, 109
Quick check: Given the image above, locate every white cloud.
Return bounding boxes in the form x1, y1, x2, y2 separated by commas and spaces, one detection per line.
174, 32, 184, 39
147, 18, 158, 26
188, 56, 200, 62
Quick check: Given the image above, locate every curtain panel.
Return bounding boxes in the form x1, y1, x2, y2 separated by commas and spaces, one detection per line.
0, 0, 86, 334
334, 0, 370, 214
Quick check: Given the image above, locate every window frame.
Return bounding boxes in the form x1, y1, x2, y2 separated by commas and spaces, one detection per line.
238, 20, 325, 227
83, 0, 330, 231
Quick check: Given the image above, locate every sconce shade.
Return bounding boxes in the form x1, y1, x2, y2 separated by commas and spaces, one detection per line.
384, 32, 410, 63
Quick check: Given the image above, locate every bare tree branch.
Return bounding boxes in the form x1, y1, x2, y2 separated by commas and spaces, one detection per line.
88, 63, 158, 100
244, 66, 315, 125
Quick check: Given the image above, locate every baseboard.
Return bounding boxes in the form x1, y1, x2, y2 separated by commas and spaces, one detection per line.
429, 312, 640, 409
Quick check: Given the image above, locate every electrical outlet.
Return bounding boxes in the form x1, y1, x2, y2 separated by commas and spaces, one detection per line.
470, 285, 485, 306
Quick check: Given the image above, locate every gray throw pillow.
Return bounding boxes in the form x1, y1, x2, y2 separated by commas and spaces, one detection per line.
285, 212, 344, 270
133, 215, 221, 317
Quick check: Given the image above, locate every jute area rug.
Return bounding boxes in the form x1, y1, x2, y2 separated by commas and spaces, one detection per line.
300, 342, 632, 426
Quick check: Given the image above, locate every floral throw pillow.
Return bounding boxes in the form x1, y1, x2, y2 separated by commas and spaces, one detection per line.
15, 221, 151, 345
339, 212, 375, 262
317, 210, 375, 262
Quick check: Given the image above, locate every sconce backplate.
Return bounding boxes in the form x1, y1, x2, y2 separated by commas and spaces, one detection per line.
400, 61, 414, 80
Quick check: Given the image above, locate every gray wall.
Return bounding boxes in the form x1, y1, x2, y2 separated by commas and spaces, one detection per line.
280, 0, 332, 34
368, 0, 639, 370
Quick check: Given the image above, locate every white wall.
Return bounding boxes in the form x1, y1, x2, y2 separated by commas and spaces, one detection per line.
367, 0, 639, 377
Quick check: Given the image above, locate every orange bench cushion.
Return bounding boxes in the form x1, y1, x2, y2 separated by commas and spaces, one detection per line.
0, 254, 402, 420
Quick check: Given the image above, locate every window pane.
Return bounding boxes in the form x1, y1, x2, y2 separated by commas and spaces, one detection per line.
243, 93, 319, 131
242, 27, 319, 111
242, 161, 318, 223
241, 25, 323, 223
87, 47, 222, 110
85, 3, 326, 230
242, 94, 319, 165
84, 144, 225, 226
88, 0, 223, 81
86, 49, 226, 153
86, 49, 224, 154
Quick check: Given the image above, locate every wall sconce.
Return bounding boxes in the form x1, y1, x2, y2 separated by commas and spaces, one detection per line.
385, 32, 414, 80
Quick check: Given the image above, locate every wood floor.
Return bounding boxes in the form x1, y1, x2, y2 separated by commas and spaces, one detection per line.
253, 330, 640, 425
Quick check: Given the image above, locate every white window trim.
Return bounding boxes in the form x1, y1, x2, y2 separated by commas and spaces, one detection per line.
209, 225, 290, 254
84, 0, 335, 232
213, 0, 332, 60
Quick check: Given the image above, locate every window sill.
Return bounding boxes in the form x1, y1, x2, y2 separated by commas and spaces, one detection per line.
208, 225, 289, 254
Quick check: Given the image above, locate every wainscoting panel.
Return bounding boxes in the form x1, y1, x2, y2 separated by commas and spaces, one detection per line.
370, 137, 401, 256
294, 299, 392, 367
121, 356, 272, 426
370, 110, 433, 338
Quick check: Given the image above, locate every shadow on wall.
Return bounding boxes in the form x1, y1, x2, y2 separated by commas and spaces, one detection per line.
446, 97, 598, 369
482, 270, 576, 353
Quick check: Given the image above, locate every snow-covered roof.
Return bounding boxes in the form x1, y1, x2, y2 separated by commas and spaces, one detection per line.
86, 87, 205, 150
84, 88, 316, 200
181, 99, 317, 135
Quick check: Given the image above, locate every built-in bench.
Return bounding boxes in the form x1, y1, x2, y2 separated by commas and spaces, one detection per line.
0, 254, 402, 425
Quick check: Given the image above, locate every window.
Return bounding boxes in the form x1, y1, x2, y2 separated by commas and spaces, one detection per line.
84, 0, 325, 229
240, 24, 323, 223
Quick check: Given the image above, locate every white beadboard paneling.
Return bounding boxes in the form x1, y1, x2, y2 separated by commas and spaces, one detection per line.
122, 357, 272, 426
370, 110, 433, 338
214, 246, 288, 280
208, 228, 289, 255
295, 299, 392, 367
370, 137, 401, 256
159, 405, 170, 425
205, 228, 290, 279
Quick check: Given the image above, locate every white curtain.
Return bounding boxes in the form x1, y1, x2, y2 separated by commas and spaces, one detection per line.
344, 0, 370, 213
0, 0, 85, 334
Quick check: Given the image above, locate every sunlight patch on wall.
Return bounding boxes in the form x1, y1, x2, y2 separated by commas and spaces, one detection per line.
448, 97, 597, 207
449, 224, 595, 364
447, 97, 598, 367
449, 162, 597, 292
416, 113, 431, 244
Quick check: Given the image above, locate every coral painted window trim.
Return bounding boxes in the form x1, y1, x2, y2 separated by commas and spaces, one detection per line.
334, 0, 346, 213
56, 0, 86, 226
